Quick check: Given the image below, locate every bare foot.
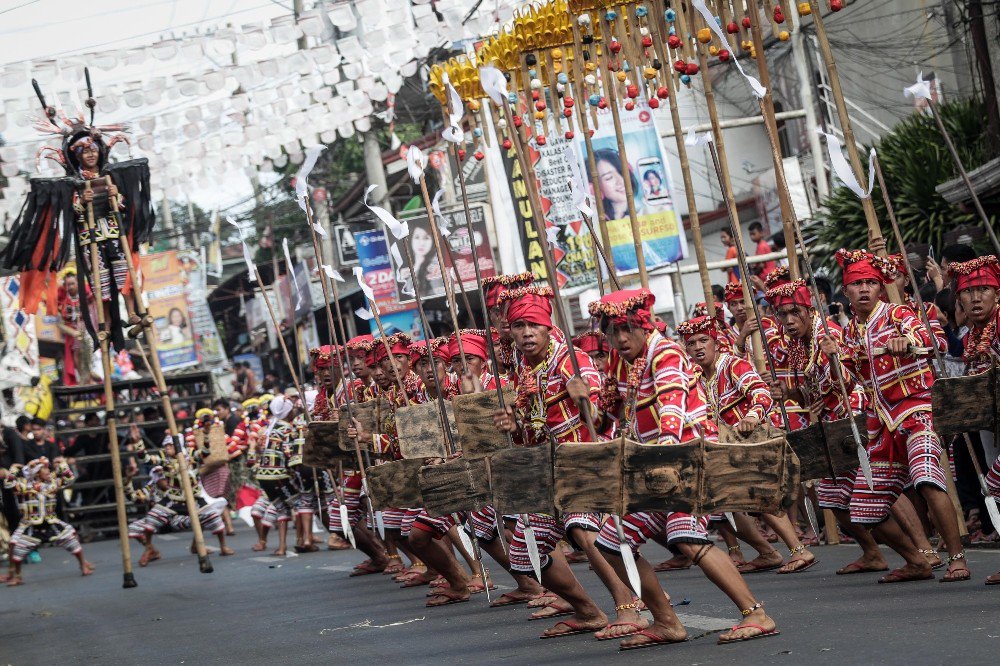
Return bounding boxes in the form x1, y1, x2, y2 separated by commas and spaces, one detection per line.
986, 570, 1000, 585
530, 599, 574, 620
273, 547, 286, 556
619, 621, 687, 648
139, 549, 161, 567
737, 551, 783, 573
6, 575, 23, 587
776, 547, 816, 574
878, 562, 934, 583
836, 554, 888, 575
540, 611, 608, 638
251, 541, 267, 552
81, 562, 95, 576
220, 546, 235, 556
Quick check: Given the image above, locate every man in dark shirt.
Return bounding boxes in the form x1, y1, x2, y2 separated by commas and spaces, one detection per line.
214, 398, 240, 437
15, 418, 60, 465
63, 413, 111, 507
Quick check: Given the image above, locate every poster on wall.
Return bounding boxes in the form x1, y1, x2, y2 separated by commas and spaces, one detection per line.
577, 98, 688, 273
369, 306, 424, 341
354, 228, 407, 315
140, 251, 199, 371
0, 276, 40, 389
177, 250, 228, 370
393, 202, 497, 303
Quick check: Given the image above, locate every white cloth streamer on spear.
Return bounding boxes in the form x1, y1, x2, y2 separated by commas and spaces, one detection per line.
226, 215, 256, 281
364, 185, 409, 241
295, 145, 326, 213
441, 72, 465, 144
690, 0, 767, 99
818, 130, 876, 200
478, 65, 509, 106
283, 238, 303, 309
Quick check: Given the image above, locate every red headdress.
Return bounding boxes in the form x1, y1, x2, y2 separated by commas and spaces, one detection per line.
693, 301, 726, 322
676, 315, 718, 340
483, 272, 535, 309
372, 332, 412, 364
346, 334, 374, 357
573, 331, 610, 354
449, 329, 490, 361
309, 345, 339, 370
835, 249, 895, 285
410, 337, 451, 363
500, 286, 554, 327
949, 255, 1000, 293
723, 282, 745, 303
588, 289, 655, 331
765, 279, 813, 309
763, 266, 791, 290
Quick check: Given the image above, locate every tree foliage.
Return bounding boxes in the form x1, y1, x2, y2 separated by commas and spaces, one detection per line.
806, 98, 999, 268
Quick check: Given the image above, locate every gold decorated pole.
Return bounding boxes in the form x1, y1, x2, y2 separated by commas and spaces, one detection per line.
733, 0, 802, 282
646, 10, 717, 318
82, 181, 137, 588
804, 0, 900, 302
690, 20, 766, 370
105, 178, 212, 576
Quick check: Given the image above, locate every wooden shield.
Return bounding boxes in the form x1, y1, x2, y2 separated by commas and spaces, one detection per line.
419, 458, 492, 517
452, 388, 516, 458
489, 446, 555, 516
932, 369, 995, 439
395, 402, 455, 459
623, 440, 701, 514
338, 400, 380, 454
365, 460, 424, 510
304, 421, 350, 468
554, 440, 624, 515
701, 434, 800, 515
821, 415, 869, 478
205, 423, 229, 463
787, 423, 833, 480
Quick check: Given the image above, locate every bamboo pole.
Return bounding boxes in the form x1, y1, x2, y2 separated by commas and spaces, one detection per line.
82, 181, 136, 588
806, 0, 900, 303
106, 179, 212, 575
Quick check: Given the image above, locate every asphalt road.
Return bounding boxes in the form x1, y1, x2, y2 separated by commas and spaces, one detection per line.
2, 526, 999, 664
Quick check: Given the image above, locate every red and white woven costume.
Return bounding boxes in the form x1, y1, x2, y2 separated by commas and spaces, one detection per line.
840, 300, 948, 523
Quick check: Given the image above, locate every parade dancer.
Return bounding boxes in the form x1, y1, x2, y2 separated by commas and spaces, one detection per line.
125, 465, 167, 567
590, 290, 778, 649
678, 314, 818, 574
493, 286, 615, 639
247, 395, 300, 557
1, 458, 93, 585
133, 438, 233, 559
947, 256, 1000, 585
186, 408, 235, 537
821, 249, 969, 583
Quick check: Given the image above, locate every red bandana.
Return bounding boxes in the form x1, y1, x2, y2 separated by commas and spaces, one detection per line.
723, 282, 744, 303
573, 331, 609, 354
765, 279, 812, 309
693, 301, 726, 322
949, 255, 1000, 293
373, 332, 412, 364
676, 315, 718, 340
588, 289, 655, 331
450, 329, 490, 361
310, 345, 341, 370
410, 337, 451, 363
501, 286, 554, 327
835, 248, 895, 285
483, 272, 535, 309
346, 334, 374, 357
763, 266, 790, 290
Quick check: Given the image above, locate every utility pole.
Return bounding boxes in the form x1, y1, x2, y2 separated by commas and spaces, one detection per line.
967, 0, 1000, 153
790, 7, 828, 201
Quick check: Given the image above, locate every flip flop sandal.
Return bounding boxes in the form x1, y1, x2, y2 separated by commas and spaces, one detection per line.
717, 624, 780, 645
985, 574, 1000, 586
836, 562, 888, 575
529, 603, 575, 621
490, 592, 533, 607
349, 563, 385, 577
878, 569, 934, 584
540, 620, 606, 639
618, 629, 688, 651
737, 559, 783, 574
652, 560, 691, 572
426, 592, 470, 608
776, 558, 819, 575
940, 567, 971, 583
527, 594, 559, 608
595, 621, 646, 641
400, 576, 434, 588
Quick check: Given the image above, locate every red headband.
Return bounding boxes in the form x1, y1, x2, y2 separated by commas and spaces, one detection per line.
765, 279, 812, 309
763, 266, 790, 290
449, 329, 490, 361
483, 272, 535, 309
949, 255, 1000, 293
588, 289, 655, 331
836, 249, 895, 285
501, 286, 554, 328
346, 334, 374, 357
373, 333, 412, 364
693, 301, 726, 322
310, 345, 341, 370
676, 315, 718, 340
410, 337, 451, 363
723, 282, 744, 303
573, 331, 610, 354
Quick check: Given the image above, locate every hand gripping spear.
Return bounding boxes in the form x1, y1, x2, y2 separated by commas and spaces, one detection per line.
486, 68, 643, 600
873, 155, 1000, 532
790, 222, 874, 491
